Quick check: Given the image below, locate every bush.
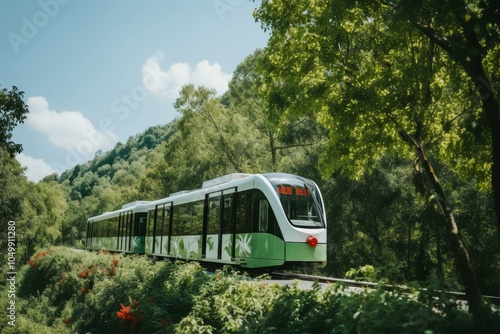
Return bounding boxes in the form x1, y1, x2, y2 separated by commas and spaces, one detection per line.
2, 246, 499, 333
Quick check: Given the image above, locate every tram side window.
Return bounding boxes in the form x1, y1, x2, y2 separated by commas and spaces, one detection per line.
115, 216, 120, 237
125, 213, 131, 237
221, 194, 233, 234
86, 222, 90, 240
137, 214, 147, 236
107, 219, 112, 238
207, 196, 220, 234
100, 221, 105, 238
119, 216, 126, 240
259, 199, 269, 232
192, 200, 204, 235
236, 191, 252, 233
126, 212, 132, 238
111, 219, 115, 237
147, 210, 155, 237
173, 203, 192, 236
103, 220, 108, 238
164, 205, 171, 235
157, 205, 165, 236
130, 212, 135, 237
251, 190, 281, 237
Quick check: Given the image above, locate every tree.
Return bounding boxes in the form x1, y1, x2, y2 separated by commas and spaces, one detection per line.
20, 181, 68, 261
0, 86, 29, 156
174, 84, 268, 176
387, 0, 500, 240
227, 50, 327, 168
0, 149, 30, 277
254, 0, 487, 312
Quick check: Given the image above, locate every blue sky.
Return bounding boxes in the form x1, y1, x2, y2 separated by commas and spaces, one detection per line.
1, 0, 268, 182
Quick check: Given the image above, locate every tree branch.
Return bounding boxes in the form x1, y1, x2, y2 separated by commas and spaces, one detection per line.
412, 22, 453, 55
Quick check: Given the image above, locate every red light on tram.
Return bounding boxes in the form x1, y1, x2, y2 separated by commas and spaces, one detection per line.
295, 187, 310, 196
306, 236, 318, 247
278, 186, 293, 195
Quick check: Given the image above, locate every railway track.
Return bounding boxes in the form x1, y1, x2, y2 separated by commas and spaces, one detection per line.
269, 271, 500, 306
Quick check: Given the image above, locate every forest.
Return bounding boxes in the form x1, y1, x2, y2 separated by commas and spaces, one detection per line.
1, 0, 500, 331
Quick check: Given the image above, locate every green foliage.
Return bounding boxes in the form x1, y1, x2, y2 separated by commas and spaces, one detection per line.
4, 247, 499, 333
1, 247, 212, 333
177, 269, 274, 333
254, 0, 498, 189
0, 148, 29, 222
345, 265, 378, 282
0, 85, 29, 156
3, 11, 499, 328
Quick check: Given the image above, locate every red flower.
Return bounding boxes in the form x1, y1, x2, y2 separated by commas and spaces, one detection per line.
112, 259, 119, 266
64, 318, 70, 324
117, 303, 131, 320
79, 271, 87, 278
117, 302, 142, 326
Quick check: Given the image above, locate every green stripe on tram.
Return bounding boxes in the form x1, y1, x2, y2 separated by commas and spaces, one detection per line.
285, 242, 327, 262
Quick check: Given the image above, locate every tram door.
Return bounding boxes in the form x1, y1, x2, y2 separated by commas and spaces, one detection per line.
152, 203, 172, 256
203, 188, 236, 262
118, 211, 132, 252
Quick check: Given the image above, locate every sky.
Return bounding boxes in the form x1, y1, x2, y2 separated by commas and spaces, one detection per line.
0, 0, 269, 182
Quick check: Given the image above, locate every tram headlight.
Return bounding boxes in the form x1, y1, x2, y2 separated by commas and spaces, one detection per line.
306, 236, 318, 247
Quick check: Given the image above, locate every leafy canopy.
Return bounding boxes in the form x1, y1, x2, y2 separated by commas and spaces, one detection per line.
254, 0, 491, 188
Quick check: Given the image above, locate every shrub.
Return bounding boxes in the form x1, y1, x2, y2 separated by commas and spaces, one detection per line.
2, 246, 500, 333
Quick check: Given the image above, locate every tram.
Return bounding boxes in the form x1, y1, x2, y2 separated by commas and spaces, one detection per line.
86, 173, 327, 269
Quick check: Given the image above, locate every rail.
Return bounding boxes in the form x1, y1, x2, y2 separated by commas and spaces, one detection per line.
270, 272, 500, 306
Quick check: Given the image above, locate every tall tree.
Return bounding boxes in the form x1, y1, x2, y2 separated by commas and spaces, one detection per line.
20, 181, 68, 261
173, 84, 286, 178
0, 86, 29, 156
227, 50, 327, 168
387, 0, 500, 241
254, 0, 486, 311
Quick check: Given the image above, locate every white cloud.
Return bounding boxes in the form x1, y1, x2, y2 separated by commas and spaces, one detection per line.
26, 96, 118, 156
142, 52, 232, 99
16, 153, 57, 183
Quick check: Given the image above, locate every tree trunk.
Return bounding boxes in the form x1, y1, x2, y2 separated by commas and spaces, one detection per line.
415, 143, 483, 310
413, 9, 500, 242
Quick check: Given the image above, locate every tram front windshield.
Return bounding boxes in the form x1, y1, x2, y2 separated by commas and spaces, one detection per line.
266, 175, 325, 228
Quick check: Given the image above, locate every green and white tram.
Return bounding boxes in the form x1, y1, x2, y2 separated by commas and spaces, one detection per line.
86, 173, 327, 269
